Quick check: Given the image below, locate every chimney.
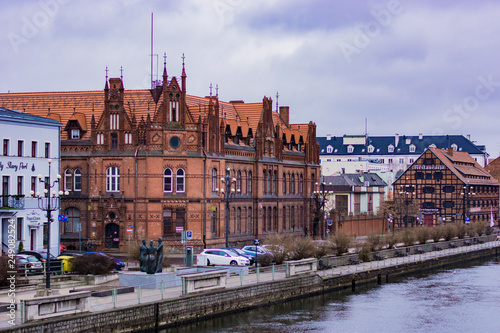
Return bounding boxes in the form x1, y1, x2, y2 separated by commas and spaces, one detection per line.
279, 106, 289, 126
395, 133, 400, 147
419, 133, 423, 140
447, 147, 453, 156
326, 134, 331, 141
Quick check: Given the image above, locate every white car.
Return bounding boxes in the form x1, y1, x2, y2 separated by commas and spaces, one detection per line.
198, 249, 250, 266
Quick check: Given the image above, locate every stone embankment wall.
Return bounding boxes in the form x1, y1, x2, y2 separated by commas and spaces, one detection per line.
6, 245, 500, 333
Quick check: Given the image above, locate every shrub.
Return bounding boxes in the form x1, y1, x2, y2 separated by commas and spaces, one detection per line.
384, 233, 399, 249
18, 241, 24, 253
366, 233, 383, 252
415, 227, 431, 245
356, 243, 371, 262
442, 224, 456, 241
72, 254, 115, 275
473, 221, 488, 236
289, 236, 316, 260
257, 253, 273, 267
454, 223, 467, 239
264, 233, 290, 264
331, 230, 352, 256
314, 241, 330, 259
431, 225, 444, 242
401, 230, 415, 247
0, 256, 15, 287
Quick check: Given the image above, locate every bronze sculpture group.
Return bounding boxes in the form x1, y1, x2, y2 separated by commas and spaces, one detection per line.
139, 237, 164, 274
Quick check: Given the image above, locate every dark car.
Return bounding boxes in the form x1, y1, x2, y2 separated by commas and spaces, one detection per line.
221, 247, 255, 265
84, 252, 126, 270
18, 250, 57, 262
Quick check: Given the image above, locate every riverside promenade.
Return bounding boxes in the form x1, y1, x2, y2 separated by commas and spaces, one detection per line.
1, 238, 499, 332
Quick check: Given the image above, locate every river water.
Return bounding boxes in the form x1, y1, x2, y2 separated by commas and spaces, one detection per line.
162, 259, 500, 333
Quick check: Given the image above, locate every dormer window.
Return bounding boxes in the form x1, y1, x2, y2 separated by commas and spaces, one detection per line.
368, 145, 374, 153
71, 129, 80, 139
388, 145, 394, 153
451, 143, 458, 151
326, 145, 333, 153
409, 144, 416, 153
347, 145, 354, 153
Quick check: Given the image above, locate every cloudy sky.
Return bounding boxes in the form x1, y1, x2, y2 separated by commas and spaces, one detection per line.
2, 0, 500, 157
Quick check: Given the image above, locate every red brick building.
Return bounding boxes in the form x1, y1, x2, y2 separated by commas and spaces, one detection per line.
394, 147, 499, 227
0, 61, 320, 251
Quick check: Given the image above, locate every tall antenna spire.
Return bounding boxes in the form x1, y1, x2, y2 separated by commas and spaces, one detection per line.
150, 12, 154, 89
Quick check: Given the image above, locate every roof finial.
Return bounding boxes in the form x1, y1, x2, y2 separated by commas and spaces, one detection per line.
163, 52, 167, 67
182, 53, 185, 67
105, 66, 109, 81
47, 107, 50, 115
276, 91, 279, 112
120, 66, 123, 80
216, 84, 219, 97
209, 83, 213, 97
73, 107, 76, 115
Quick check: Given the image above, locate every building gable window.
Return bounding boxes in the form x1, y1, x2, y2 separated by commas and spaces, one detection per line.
106, 166, 120, 192
388, 145, 394, 153
164, 168, 173, 193
71, 129, 80, 139
409, 144, 416, 153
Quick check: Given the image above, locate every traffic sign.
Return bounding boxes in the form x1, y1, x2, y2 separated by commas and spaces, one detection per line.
327, 219, 333, 226
127, 227, 133, 234
186, 230, 193, 240
58, 215, 68, 222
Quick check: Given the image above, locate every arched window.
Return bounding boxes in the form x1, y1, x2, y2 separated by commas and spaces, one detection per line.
211, 168, 218, 193
272, 171, 277, 195
283, 206, 287, 230
299, 174, 303, 195
65, 207, 80, 233
283, 173, 287, 195
247, 171, 252, 195
106, 167, 120, 192
236, 170, 242, 194
74, 169, 82, 191
247, 207, 252, 234
164, 169, 173, 193
176, 169, 185, 193
236, 207, 241, 233
291, 174, 295, 194
273, 207, 278, 231
64, 169, 72, 192
268, 207, 272, 231
263, 170, 267, 194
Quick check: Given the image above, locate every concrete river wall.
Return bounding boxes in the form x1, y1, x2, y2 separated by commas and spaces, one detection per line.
5, 240, 500, 333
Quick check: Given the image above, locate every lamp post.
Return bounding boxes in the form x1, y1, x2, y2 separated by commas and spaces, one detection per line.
314, 181, 333, 239
461, 184, 475, 224
30, 159, 68, 291
216, 167, 238, 247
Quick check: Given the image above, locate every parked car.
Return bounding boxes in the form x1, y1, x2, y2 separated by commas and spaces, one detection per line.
241, 245, 273, 258
198, 249, 250, 266
18, 250, 57, 263
15, 254, 43, 274
221, 247, 255, 265
84, 252, 126, 270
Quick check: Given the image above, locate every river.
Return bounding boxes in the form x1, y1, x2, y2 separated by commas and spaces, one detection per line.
162, 259, 500, 333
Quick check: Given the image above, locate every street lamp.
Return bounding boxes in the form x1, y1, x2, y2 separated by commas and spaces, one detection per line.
461, 184, 476, 224
400, 185, 413, 228
314, 181, 333, 239
30, 159, 68, 292
216, 167, 238, 247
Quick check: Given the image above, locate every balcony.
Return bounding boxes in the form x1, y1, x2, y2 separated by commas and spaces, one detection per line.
0, 195, 25, 210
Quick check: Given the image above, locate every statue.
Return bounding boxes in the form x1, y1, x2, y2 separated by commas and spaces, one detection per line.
139, 239, 147, 272
146, 240, 157, 274
156, 237, 164, 273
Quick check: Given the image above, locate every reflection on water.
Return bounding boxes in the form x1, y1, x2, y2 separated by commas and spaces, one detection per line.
161, 260, 500, 333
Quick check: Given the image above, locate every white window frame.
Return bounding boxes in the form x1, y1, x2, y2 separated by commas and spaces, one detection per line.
64, 169, 73, 192
164, 168, 173, 193
74, 169, 82, 191
176, 169, 185, 193
106, 167, 120, 192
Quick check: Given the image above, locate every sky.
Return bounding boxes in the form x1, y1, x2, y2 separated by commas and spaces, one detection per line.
1, 0, 500, 157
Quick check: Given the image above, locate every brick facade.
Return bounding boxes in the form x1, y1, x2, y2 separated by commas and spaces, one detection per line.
0, 62, 320, 251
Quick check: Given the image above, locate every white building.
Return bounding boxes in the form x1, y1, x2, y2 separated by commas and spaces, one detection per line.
1, 107, 62, 256
318, 134, 489, 195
